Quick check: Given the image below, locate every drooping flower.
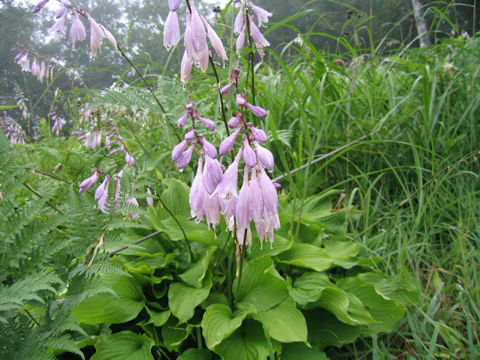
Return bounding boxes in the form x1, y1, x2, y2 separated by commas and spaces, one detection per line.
88, 15, 104, 56
50, 9, 67, 37
79, 169, 99, 193
33, 0, 50, 13
94, 175, 111, 212
70, 10, 87, 47
164, 0, 181, 49
219, 128, 242, 156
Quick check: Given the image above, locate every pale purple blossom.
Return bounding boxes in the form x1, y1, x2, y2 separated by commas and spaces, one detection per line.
219, 128, 241, 156
177, 144, 195, 170
242, 137, 256, 167
200, 136, 217, 159
172, 140, 187, 161
164, 7, 181, 49
251, 3, 272, 26
33, 0, 50, 13
78, 169, 99, 193
251, 126, 267, 143
88, 15, 104, 57
95, 175, 111, 212
125, 152, 135, 167
50, 9, 67, 37
203, 155, 223, 194
228, 113, 242, 129
254, 141, 274, 171
198, 116, 216, 131
201, 16, 228, 62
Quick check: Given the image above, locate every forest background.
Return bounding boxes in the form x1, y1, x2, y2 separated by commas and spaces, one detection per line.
1, 0, 480, 359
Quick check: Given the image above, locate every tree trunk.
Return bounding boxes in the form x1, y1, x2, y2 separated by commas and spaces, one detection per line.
410, 0, 431, 47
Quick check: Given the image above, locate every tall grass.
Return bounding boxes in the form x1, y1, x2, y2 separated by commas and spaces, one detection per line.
247, 20, 480, 359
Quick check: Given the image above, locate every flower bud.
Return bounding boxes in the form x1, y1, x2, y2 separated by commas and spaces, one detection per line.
177, 112, 188, 127
242, 138, 256, 168
251, 127, 267, 143
198, 116, 216, 131
246, 103, 268, 118
219, 128, 241, 156
236, 94, 247, 106
220, 82, 234, 96
228, 113, 242, 128
172, 140, 187, 162
177, 144, 195, 170
255, 142, 274, 171
200, 136, 217, 159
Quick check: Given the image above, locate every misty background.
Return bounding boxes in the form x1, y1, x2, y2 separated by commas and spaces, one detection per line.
1, 0, 478, 138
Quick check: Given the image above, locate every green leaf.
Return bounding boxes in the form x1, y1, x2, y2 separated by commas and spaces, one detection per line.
281, 343, 329, 360
91, 331, 154, 360
277, 244, 333, 271
168, 276, 212, 323
0, 105, 21, 110
202, 304, 252, 349
233, 257, 288, 312
180, 247, 216, 288
306, 309, 361, 349
248, 234, 293, 258
73, 274, 144, 324
254, 297, 307, 343
178, 349, 212, 360
337, 277, 406, 335
145, 307, 170, 327
289, 272, 374, 326
214, 320, 270, 360
161, 318, 194, 352
160, 178, 190, 216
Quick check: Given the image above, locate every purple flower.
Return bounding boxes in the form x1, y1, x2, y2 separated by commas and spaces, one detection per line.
172, 140, 187, 161
202, 16, 227, 62
249, 16, 270, 48
220, 82, 234, 96
70, 10, 86, 47
88, 15, 104, 57
235, 167, 251, 245
33, 0, 50, 13
50, 9, 67, 37
246, 103, 268, 118
164, 9, 181, 49
177, 112, 188, 127
251, 126, 267, 143
198, 116, 216, 131
95, 175, 111, 212
184, 129, 195, 143
177, 144, 195, 170
248, 167, 264, 223
234, 3, 244, 34
242, 138, 256, 168
190, 156, 206, 220
228, 113, 242, 129
203, 155, 223, 194
169, 0, 181, 11
236, 26, 245, 52
181, 51, 193, 83
60, 0, 72, 8
254, 142, 274, 171
251, 3, 272, 26
100, 25, 117, 49
125, 152, 135, 167
236, 94, 247, 106
114, 170, 123, 211
219, 128, 241, 156
79, 170, 99, 193
184, 1, 209, 71
200, 136, 217, 159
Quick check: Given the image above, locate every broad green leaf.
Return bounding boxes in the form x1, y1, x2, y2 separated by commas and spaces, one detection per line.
282, 343, 329, 360
248, 234, 293, 258
161, 318, 194, 352
306, 309, 360, 349
180, 247, 216, 288
214, 320, 270, 360
160, 178, 190, 216
277, 244, 333, 271
73, 274, 144, 324
168, 277, 212, 323
91, 331, 154, 360
357, 271, 420, 306
337, 277, 405, 335
288, 272, 333, 305
145, 307, 170, 327
233, 257, 288, 312
201, 304, 251, 349
178, 349, 212, 360
254, 297, 307, 343
289, 272, 374, 325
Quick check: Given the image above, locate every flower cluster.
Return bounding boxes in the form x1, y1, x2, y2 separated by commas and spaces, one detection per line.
50, 107, 67, 137
163, 0, 227, 82
234, 0, 272, 58
11, 44, 54, 83
171, 94, 279, 247
0, 116, 26, 145
32, 0, 117, 56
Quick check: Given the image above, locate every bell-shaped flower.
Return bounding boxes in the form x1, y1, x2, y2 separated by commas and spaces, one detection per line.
235, 167, 251, 245
236, 26, 246, 52
184, 2, 209, 72
248, 167, 264, 223
184, 129, 195, 143
201, 16, 228, 62
88, 15, 104, 57
242, 137, 256, 168
60, 0, 71, 8
33, 0, 50, 13
70, 10, 87, 47
204, 192, 220, 229
251, 126, 267, 143
100, 25, 117, 49
190, 156, 206, 220
198, 116, 215, 131
177, 143, 195, 170
177, 112, 188, 127
164, 8, 181, 49
50, 9, 67, 37
219, 128, 241, 156
199, 136, 217, 159
254, 141, 274, 170
95, 175, 111, 212
221, 82, 234, 96
79, 169, 99, 193
172, 139, 187, 162
234, 3, 244, 34
125, 152, 135, 167
249, 16, 270, 48
181, 51, 193, 83
113, 170, 123, 211
251, 3, 272, 27
246, 102, 268, 118
203, 155, 223, 194
228, 113, 242, 129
